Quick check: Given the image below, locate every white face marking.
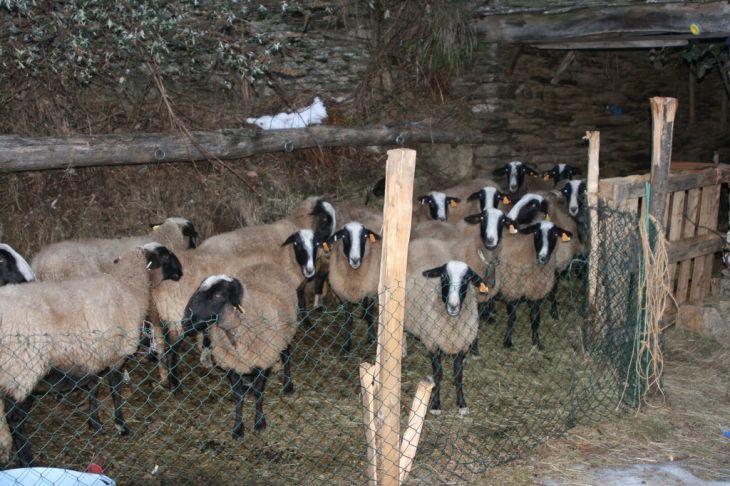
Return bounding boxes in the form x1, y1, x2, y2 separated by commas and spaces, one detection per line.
322, 202, 336, 237
557, 164, 566, 177
445, 261, 469, 316
537, 222, 552, 262
484, 208, 503, 248
508, 161, 521, 192
431, 192, 448, 221
299, 229, 316, 278
567, 180, 581, 217
343, 223, 364, 269
200, 274, 233, 291
164, 217, 191, 226
482, 187, 498, 210
506, 194, 544, 221
0, 243, 36, 282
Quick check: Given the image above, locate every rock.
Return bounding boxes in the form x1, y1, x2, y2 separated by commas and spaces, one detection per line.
677, 302, 730, 347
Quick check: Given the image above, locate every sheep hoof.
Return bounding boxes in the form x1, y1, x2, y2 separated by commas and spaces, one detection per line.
459, 407, 470, 416
469, 354, 482, 361
502, 341, 513, 349
199, 352, 214, 370
254, 418, 267, 433
87, 420, 102, 432
283, 382, 295, 396
232, 428, 244, 440
429, 409, 441, 416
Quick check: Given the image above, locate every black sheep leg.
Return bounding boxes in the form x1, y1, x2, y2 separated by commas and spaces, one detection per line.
297, 280, 315, 331
363, 297, 377, 345
453, 351, 468, 413
7, 396, 37, 467
429, 349, 443, 414
549, 276, 560, 319
469, 337, 481, 359
530, 299, 544, 350
227, 370, 247, 439
107, 367, 130, 435
280, 345, 294, 396
251, 368, 269, 433
503, 300, 518, 348
313, 269, 329, 310
341, 301, 354, 355
86, 375, 103, 432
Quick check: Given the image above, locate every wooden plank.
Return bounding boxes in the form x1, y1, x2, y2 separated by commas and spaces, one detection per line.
667, 191, 686, 286
535, 39, 688, 49
666, 233, 725, 264
359, 363, 379, 486
0, 126, 486, 172
689, 185, 721, 302
584, 131, 600, 331
399, 377, 435, 484
599, 165, 725, 202
649, 97, 678, 227
473, 2, 730, 43
375, 149, 416, 486
675, 188, 700, 305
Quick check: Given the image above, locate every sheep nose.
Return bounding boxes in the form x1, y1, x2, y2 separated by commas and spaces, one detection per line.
537, 255, 549, 265
303, 266, 315, 278
349, 257, 361, 269
446, 302, 461, 316
485, 238, 497, 249
569, 205, 579, 216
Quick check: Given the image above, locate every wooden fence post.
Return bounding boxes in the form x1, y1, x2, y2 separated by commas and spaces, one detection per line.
584, 131, 601, 344
649, 97, 678, 227
375, 148, 416, 485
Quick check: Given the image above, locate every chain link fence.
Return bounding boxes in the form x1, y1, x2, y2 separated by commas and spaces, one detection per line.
0, 205, 650, 484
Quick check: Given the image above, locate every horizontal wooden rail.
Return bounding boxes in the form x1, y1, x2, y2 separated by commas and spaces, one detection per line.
666, 233, 726, 265
0, 125, 486, 172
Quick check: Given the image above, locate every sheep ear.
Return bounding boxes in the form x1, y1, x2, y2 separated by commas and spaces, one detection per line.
527, 167, 539, 177
448, 197, 461, 207
560, 230, 573, 242
144, 251, 162, 270
422, 265, 446, 279
466, 192, 480, 202
518, 224, 539, 235
417, 196, 429, 205
281, 233, 298, 247
463, 214, 482, 225
367, 231, 382, 243
504, 218, 519, 234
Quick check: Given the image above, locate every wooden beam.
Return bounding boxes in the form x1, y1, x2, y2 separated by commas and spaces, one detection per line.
0, 126, 485, 173
473, 3, 730, 44
599, 164, 728, 202
551, 51, 576, 85
649, 97, 678, 227
534, 39, 688, 50
666, 233, 725, 264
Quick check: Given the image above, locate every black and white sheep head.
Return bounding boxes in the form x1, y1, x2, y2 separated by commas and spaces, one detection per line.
558, 179, 587, 220
467, 186, 513, 211
417, 192, 461, 222
518, 221, 572, 265
138, 242, 183, 281
492, 161, 539, 194
464, 208, 518, 251
507, 193, 549, 226
182, 274, 244, 338
325, 222, 381, 270
371, 176, 386, 198
542, 164, 582, 186
309, 199, 337, 242
281, 229, 319, 279
150, 217, 199, 249
0, 243, 36, 285
422, 261, 488, 317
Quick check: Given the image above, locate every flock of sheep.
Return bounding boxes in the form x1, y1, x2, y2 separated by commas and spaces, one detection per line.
0, 160, 588, 469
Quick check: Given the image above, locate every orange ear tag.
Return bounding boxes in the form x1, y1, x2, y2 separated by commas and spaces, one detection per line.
369, 234, 377, 243
509, 225, 517, 234
503, 197, 511, 205
543, 174, 550, 181
450, 200, 459, 207
479, 283, 489, 293
323, 242, 331, 252
561, 234, 572, 242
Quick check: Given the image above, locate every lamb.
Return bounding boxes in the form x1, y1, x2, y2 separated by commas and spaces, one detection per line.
170, 269, 297, 438
0, 242, 183, 467
413, 178, 505, 225
495, 221, 574, 349
0, 243, 36, 286
152, 229, 321, 393
404, 240, 487, 415
31, 217, 197, 281
324, 222, 382, 354
492, 161, 549, 197
506, 192, 549, 227
542, 164, 582, 186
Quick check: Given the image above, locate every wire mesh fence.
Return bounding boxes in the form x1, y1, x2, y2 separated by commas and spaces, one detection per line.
0, 205, 648, 484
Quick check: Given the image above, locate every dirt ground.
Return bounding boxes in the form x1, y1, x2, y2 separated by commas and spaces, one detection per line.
480, 324, 730, 486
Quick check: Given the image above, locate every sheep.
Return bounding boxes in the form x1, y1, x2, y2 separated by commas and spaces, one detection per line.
542, 164, 582, 186
170, 269, 297, 438
506, 192, 550, 227
0, 243, 36, 286
324, 222, 382, 355
31, 217, 197, 281
0, 242, 183, 467
492, 161, 550, 197
495, 221, 574, 349
465, 184, 513, 212
152, 229, 321, 393
404, 242, 487, 415
413, 178, 505, 225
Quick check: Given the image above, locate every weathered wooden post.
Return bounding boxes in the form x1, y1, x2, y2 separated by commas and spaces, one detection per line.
584, 131, 601, 345
648, 97, 678, 226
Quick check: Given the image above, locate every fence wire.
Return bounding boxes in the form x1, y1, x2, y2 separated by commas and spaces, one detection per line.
0, 206, 648, 485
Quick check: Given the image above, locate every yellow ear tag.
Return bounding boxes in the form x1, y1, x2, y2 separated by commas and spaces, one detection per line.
561, 234, 571, 242
532, 174, 539, 178
369, 234, 377, 243
479, 283, 489, 293
152, 225, 161, 231
237, 305, 246, 314
545, 214, 551, 221
450, 200, 459, 207
543, 174, 550, 181
509, 225, 517, 234
503, 197, 511, 205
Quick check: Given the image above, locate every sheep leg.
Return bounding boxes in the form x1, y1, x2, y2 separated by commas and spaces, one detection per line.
313, 269, 329, 310
297, 281, 315, 331
86, 375, 103, 432
478, 300, 496, 324
281, 345, 295, 396
341, 301, 354, 355
503, 301, 518, 348
453, 351, 469, 415
530, 299, 544, 350
429, 350, 443, 415
469, 338, 481, 360
107, 367, 130, 435
549, 275, 560, 319
363, 297, 377, 345
251, 368, 269, 433
7, 396, 37, 467
227, 370, 247, 439
167, 337, 184, 396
